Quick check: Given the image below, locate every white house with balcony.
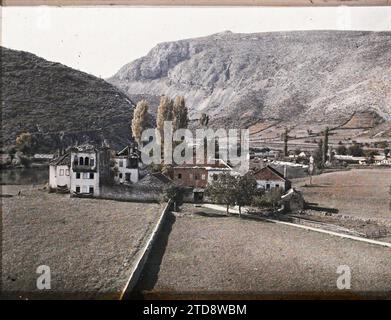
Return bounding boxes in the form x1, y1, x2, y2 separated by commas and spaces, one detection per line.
69, 144, 110, 196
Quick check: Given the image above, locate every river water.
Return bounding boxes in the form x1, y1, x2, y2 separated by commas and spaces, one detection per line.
1, 167, 49, 185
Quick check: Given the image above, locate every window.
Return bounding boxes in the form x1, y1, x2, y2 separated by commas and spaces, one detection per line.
213, 174, 218, 181
65, 169, 69, 176
275, 184, 279, 189
85, 157, 89, 166
201, 174, 206, 180
79, 157, 84, 165
119, 173, 123, 179
119, 160, 123, 167
76, 172, 80, 179
89, 186, 94, 194
266, 184, 270, 190
82, 172, 88, 179
59, 169, 64, 176
177, 173, 182, 179
195, 175, 199, 180
89, 172, 94, 179
125, 173, 131, 181
73, 156, 78, 165
90, 158, 94, 167
76, 186, 80, 193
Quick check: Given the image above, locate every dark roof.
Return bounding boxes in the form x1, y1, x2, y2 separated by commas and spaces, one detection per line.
137, 172, 171, 188
253, 165, 289, 182
117, 144, 140, 157
151, 172, 172, 184
49, 153, 70, 166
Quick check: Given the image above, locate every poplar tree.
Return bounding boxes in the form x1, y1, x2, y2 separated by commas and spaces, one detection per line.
172, 96, 188, 131
156, 96, 174, 143
131, 100, 151, 145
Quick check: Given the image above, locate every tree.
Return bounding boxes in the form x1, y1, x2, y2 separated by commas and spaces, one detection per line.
205, 172, 237, 215
283, 128, 288, 157
336, 145, 347, 155
16, 132, 33, 155
156, 95, 174, 143
131, 100, 151, 145
348, 143, 364, 157
199, 113, 209, 127
19, 155, 32, 168
163, 185, 185, 211
255, 188, 282, 211
384, 148, 390, 159
313, 139, 324, 169
235, 173, 258, 216
322, 127, 329, 165
172, 96, 188, 131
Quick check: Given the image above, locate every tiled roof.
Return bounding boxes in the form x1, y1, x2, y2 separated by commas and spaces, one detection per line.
49, 153, 70, 166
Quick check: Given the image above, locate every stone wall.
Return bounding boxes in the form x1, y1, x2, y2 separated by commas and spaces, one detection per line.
99, 184, 164, 203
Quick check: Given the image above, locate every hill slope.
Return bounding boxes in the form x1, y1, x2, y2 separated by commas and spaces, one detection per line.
108, 30, 391, 128
1, 47, 135, 152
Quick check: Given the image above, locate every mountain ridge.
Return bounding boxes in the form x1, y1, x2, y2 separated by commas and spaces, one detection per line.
1, 46, 136, 152
108, 30, 391, 128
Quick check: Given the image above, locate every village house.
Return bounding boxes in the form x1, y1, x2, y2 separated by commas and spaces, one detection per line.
172, 159, 235, 202
113, 144, 140, 184
49, 153, 71, 192
69, 145, 111, 196
253, 165, 291, 192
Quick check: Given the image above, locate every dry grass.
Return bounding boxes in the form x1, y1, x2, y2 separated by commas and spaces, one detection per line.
294, 168, 391, 221
1, 185, 164, 299
136, 205, 391, 298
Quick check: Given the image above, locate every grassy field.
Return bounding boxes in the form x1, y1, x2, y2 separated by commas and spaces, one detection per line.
135, 205, 391, 299
293, 168, 391, 221
1, 185, 164, 299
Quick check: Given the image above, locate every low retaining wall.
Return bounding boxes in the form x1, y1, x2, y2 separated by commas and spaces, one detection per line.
119, 200, 172, 299
99, 184, 163, 203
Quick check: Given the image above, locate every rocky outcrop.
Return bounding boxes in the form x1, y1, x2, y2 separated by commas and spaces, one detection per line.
109, 30, 391, 128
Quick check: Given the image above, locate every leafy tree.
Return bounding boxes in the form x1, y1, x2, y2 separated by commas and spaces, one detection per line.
235, 173, 258, 215
336, 145, 347, 155
131, 100, 151, 145
172, 96, 188, 131
19, 155, 32, 168
284, 130, 288, 157
253, 188, 282, 211
384, 148, 390, 159
199, 113, 209, 127
313, 139, 324, 169
348, 143, 364, 157
205, 172, 237, 215
322, 127, 329, 164
16, 132, 33, 155
156, 95, 174, 143
163, 185, 185, 211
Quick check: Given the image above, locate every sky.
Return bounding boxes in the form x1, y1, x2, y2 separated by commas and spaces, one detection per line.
2, 6, 391, 78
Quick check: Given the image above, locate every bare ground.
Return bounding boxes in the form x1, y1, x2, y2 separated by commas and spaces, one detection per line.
1, 185, 164, 299
135, 205, 391, 299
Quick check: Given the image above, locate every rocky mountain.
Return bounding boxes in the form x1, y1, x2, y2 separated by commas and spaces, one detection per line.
108, 30, 391, 129
1, 47, 135, 153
